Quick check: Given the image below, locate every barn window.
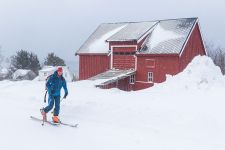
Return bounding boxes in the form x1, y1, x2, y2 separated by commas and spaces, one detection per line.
147, 72, 153, 82
130, 74, 135, 84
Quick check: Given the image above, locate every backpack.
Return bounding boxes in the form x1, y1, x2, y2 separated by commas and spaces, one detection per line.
44, 74, 53, 103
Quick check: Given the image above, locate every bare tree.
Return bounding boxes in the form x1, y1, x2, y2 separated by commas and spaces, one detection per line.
206, 41, 225, 74
0, 46, 4, 70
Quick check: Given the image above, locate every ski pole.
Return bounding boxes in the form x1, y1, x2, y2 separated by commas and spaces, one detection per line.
44, 90, 48, 103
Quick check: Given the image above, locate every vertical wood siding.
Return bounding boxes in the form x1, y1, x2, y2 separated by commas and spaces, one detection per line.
135, 55, 179, 90
79, 55, 109, 80
179, 23, 206, 71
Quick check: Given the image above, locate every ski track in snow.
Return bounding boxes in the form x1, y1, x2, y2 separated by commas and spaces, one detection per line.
1, 56, 225, 150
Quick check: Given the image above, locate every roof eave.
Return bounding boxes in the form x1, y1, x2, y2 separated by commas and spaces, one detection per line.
106, 39, 137, 42
137, 22, 159, 43
136, 53, 179, 57
75, 52, 109, 56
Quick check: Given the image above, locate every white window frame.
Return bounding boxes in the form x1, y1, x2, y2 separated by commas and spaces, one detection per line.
147, 72, 153, 82
130, 74, 135, 84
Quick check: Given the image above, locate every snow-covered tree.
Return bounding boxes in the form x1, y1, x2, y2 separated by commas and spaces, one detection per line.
9, 50, 41, 75
44, 52, 66, 66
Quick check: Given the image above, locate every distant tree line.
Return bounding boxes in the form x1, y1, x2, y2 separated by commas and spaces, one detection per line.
0, 49, 66, 79
206, 42, 225, 75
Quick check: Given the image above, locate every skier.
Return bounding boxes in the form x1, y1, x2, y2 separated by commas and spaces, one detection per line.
41, 67, 68, 123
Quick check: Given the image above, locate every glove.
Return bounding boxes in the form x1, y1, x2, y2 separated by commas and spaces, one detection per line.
63, 92, 68, 99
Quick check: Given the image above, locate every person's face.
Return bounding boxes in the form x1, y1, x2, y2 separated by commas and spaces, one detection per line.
57, 71, 63, 76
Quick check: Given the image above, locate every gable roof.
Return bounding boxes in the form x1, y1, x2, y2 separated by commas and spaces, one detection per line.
89, 69, 136, 86
77, 23, 127, 54
107, 21, 158, 42
76, 17, 198, 55
138, 18, 197, 54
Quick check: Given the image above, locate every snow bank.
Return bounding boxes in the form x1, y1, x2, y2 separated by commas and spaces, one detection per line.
160, 55, 225, 90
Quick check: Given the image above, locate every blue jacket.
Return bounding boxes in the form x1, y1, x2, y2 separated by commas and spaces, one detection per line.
46, 71, 68, 97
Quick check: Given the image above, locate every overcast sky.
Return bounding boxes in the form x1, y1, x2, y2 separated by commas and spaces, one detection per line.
0, 0, 225, 72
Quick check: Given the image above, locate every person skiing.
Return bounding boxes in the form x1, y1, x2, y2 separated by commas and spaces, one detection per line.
41, 67, 68, 123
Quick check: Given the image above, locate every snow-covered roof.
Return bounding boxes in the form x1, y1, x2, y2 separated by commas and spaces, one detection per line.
12, 69, 36, 80
77, 23, 127, 54
107, 21, 157, 42
89, 69, 135, 86
76, 18, 198, 55
139, 18, 197, 54
13, 69, 31, 77
39, 66, 56, 72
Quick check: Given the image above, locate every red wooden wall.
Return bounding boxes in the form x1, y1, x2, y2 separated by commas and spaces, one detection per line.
98, 77, 135, 91
79, 55, 109, 80
109, 41, 137, 48
134, 23, 206, 91
135, 55, 179, 90
179, 23, 206, 71
113, 47, 136, 52
113, 55, 135, 69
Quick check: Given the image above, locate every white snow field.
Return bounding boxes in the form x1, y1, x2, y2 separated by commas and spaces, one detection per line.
1, 55, 225, 150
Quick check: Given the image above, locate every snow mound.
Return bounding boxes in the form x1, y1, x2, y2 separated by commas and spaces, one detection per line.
162, 55, 225, 90
12, 69, 36, 80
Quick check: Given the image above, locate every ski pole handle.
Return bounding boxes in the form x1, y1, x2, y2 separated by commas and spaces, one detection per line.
44, 90, 48, 103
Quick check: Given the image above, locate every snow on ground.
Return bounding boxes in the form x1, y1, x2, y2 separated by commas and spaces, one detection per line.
1, 56, 225, 150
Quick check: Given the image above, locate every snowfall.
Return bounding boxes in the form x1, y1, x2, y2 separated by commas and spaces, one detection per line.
1, 56, 225, 150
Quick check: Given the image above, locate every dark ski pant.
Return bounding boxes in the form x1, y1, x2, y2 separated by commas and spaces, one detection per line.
44, 95, 60, 116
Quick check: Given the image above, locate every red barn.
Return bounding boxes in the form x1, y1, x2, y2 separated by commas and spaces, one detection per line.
76, 17, 206, 91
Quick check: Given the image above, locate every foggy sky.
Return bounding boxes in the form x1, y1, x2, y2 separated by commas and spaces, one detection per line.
0, 0, 225, 72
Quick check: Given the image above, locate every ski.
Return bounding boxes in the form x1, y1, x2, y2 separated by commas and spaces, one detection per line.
60, 122, 78, 128
30, 116, 60, 126
30, 116, 78, 128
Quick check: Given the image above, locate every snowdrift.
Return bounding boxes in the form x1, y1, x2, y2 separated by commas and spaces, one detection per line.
162, 55, 225, 90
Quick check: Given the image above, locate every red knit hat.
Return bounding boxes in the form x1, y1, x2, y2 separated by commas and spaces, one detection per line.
57, 67, 63, 72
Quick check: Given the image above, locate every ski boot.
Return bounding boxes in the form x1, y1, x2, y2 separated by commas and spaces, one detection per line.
40, 108, 47, 122
52, 116, 60, 124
